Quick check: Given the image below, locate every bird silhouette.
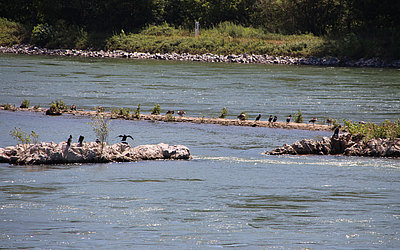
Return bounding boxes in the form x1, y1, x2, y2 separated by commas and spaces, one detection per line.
177, 110, 186, 116
78, 135, 84, 146
272, 116, 277, 122
166, 110, 174, 115
268, 115, 273, 122
309, 117, 317, 125
118, 134, 134, 143
332, 125, 341, 139
66, 135, 72, 146
286, 115, 291, 123
255, 114, 261, 122
237, 113, 246, 120
326, 118, 333, 126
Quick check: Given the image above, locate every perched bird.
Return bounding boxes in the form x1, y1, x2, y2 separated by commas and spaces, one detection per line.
97, 106, 104, 112
166, 110, 174, 115
272, 116, 277, 122
78, 135, 84, 146
70, 104, 77, 111
96, 138, 101, 144
237, 113, 246, 121
268, 115, 273, 122
177, 110, 186, 116
286, 115, 291, 123
118, 134, 134, 144
255, 114, 261, 122
66, 135, 72, 146
309, 117, 317, 125
332, 125, 341, 139
326, 118, 333, 126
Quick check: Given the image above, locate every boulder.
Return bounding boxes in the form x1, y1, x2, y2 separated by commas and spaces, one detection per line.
0, 142, 191, 165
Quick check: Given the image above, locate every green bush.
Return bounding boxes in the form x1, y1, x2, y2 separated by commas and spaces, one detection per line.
10, 127, 39, 150
50, 99, 68, 111
31, 23, 53, 47
112, 107, 130, 117
20, 99, 30, 108
151, 104, 161, 115
344, 119, 400, 140
219, 107, 228, 118
0, 18, 28, 46
294, 110, 304, 123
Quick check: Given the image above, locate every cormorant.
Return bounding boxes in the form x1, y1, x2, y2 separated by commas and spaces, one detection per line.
286, 115, 291, 123
326, 118, 333, 126
70, 104, 77, 111
272, 116, 277, 122
66, 135, 72, 146
78, 135, 84, 146
309, 117, 317, 125
255, 114, 261, 122
118, 134, 134, 144
237, 113, 246, 120
166, 110, 174, 115
177, 110, 186, 116
268, 115, 273, 122
332, 125, 341, 139
96, 138, 101, 144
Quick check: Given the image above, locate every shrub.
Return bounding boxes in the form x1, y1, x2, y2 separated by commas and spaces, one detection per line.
31, 23, 53, 46
151, 104, 161, 115
20, 99, 30, 108
50, 99, 68, 111
343, 119, 400, 140
10, 127, 39, 150
89, 114, 111, 155
219, 107, 228, 118
112, 107, 130, 117
0, 18, 28, 46
294, 110, 304, 123
134, 104, 141, 118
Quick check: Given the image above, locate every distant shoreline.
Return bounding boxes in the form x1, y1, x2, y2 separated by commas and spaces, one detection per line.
0, 106, 332, 132
1, 45, 400, 68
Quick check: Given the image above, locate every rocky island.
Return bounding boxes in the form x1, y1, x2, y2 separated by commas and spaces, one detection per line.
0, 141, 191, 165
265, 133, 400, 158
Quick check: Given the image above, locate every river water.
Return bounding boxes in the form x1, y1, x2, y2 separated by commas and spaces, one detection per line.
0, 54, 399, 248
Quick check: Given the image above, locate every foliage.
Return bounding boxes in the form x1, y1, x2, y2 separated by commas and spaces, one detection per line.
112, 107, 130, 117
164, 113, 175, 122
89, 114, 111, 154
50, 99, 68, 111
294, 110, 304, 123
0, 17, 27, 46
151, 104, 161, 115
344, 119, 400, 140
10, 127, 39, 150
239, 111, 248, 120
1, 103, 16, 111
219, 107, 228, 118
20, 99, 30, 108
31, 23, 53, 46
134, 104, 141, 118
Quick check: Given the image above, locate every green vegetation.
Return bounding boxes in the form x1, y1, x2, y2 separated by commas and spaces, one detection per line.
134, 104, 141, 118
1, 0, 398, 60
164, 113, 175, 122
50, 99, 68, 111
10, 127, 39, 150
112, 107, 130, 117
219, 107, 228, 119
151, 104, 161, 115
20, 99, 30, 108
294, 110, 304, 123
1, 103, 16, 111
344, 120, 400, 140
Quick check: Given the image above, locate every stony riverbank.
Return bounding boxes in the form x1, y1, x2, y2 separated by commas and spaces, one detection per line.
0, 141, 191, 165
2, 45, 400, 68
265, 133, 400, 157
0, 106, 332, 131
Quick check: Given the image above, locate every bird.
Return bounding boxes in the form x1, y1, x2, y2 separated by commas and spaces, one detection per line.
96, 138, 101, 144
326, 118, 333, 126
66, 135, 72, 146
177, 110, 186, 116
237, 113, 246, 120
70, 104, 77, 111
309, 117, 317, 125
118, 134, 134, 144
286, 115, 291, 123
332, 125, 341, 139
255, 114, 261, 122
166, 110, 174, 115
268, 115, 273, 122
272, 116, 277, 122
78, 135, 84, 146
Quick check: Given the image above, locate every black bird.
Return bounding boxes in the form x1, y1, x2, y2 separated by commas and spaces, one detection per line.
96, 138, 101, 144
237, 113, 246, 121
166, 110, 174, 115
268, 115, 273, 122
78, 135, 84, 146
309, 117, 317, 125
66, 135, 72, 146
332, 125, 341, 139
272, 116, 277, 122
70, 104, 77, 111
255, 114, 261, 122
177, 110, 186, 116
286, 115, 291, 123
326, 118, 333, 126
118, 134, 134, 144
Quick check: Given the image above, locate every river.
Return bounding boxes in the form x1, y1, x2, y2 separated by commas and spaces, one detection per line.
0, 54, 399, 248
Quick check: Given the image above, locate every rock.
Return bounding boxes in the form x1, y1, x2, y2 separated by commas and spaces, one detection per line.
0, 142, 191, 165
265, 134, 400, 158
